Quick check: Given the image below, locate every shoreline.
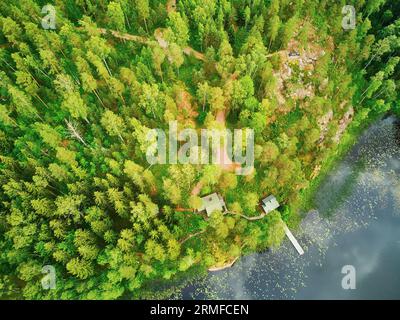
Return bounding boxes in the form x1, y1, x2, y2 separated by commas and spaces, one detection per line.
208, 257, 239, 272
146, 113, 391, 299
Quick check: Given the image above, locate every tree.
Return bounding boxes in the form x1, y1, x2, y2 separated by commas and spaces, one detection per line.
216, 39, 234, 77
7, 85, 39, 119
361, 71, 384, 103
0, 104, 16, 126
56, 147, 78, 167
304, 128, 321, 150
250, 111, 267, 134
166, 12, 189, 47
365, 0, 386, 17
242, 192, 259, 214
124, 160, 145, 191
162, 178, 182, 205
243, 225, 262, 250
107, 2, 126, 32
267, 0, 280, 19
279, 16, 298, 49
100, 110, 126, 141
267, 15, 281, 49
66, 258, 94, 279
231, 76, 254, 111
0, 17, 22, 45
61, 92, 89, 121
168, 43, 184, 73
209, 87, 225, 112
138, 83, 164, 118
265, 211, 285, 248
136, 0, 150, 33
244, 6, 251, 27
152, 45, 166, 79
197, 81, 211, 111
188, 195, 203, 210
218, 172, 237, 190
167, 239, 181, 260
260, 141, 279, 164
364, 37, 392, 70
200, 165, 222, 186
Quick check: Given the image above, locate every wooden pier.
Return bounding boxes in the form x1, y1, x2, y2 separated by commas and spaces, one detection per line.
283, 224, 304, 255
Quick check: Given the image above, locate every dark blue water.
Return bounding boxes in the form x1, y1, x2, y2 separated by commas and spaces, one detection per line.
178, 116, 400, 300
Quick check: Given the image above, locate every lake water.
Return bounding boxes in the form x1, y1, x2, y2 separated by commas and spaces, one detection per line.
178, 116, 400, 300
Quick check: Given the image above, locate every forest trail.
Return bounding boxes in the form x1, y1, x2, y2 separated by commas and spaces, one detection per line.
179, 230, 206, 244
190, 110, 241, 197
226, 210, 266, 221
97, 28, 148, 44
97, 8, 284, 67
154, 28, 206, 61
265, 50, 286, 58
164, 1, 206, 60
98, 26, 205, 61
191, 181, 203, 196
216, 110, 226, 124
182, 46, 205, 61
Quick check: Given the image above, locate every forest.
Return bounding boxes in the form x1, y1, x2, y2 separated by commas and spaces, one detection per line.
0, 0, 399, 299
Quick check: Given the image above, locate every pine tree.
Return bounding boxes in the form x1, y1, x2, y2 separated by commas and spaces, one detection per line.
100, 110, 126, 141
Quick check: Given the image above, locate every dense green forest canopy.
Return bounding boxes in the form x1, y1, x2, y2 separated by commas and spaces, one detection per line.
0, 0, 399, 299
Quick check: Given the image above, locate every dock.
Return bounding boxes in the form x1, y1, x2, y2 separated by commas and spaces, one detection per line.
283, 224, 304, 255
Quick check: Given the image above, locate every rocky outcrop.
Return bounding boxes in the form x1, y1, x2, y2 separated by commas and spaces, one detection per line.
334, 106, 354, 143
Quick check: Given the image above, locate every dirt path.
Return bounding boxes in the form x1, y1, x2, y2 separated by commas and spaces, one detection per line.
226, 211, 267, 221
179, 229, 206, 244
265, 50, 286, 58
191, 181, 203, 196
98, 26, 281, 64
154, 28, 168, 48
183, 46, 205, 61
190, 110, 241, 197
97, 2, 284, 68
216, 110, 226, 124
98, 26, 205, 62
97, 28, 148, 44
155, 28, 205, 61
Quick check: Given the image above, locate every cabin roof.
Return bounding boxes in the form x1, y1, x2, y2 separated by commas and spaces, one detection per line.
261, 195, 280, 214
198, 193, 226, 216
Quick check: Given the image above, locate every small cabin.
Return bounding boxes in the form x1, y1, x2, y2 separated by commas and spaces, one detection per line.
261, 195, 280, 214
198, 193, 227, 217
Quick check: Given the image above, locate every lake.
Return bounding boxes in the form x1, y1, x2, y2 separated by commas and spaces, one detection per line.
178, 116, 400, 300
